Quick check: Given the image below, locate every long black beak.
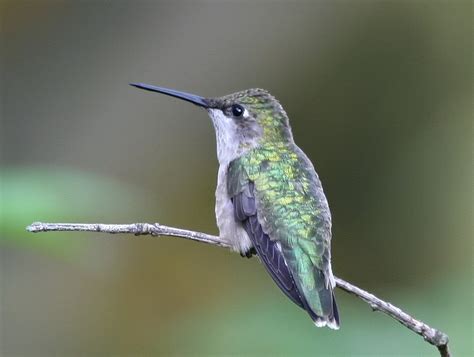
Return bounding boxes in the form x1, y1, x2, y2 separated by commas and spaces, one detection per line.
130, 83, 209, 108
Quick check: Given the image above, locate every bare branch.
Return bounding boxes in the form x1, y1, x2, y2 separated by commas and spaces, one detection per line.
334, 278, 450, 357
26, 221, 450, 356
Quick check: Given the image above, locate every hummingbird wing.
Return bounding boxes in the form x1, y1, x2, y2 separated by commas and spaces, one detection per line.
227, 149, 339, 329
232, 180, 306, 309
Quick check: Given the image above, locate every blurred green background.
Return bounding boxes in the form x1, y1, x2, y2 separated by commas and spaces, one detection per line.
1, 1, 472, 356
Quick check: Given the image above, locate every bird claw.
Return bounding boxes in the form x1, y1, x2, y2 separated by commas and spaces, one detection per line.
240, 247, 257, 258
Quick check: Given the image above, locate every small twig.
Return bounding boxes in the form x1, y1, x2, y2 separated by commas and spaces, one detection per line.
334, 278, 450, 357
27, 221, 450, 356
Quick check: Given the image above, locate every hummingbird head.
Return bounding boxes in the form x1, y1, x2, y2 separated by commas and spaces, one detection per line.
131, 83, 293, 164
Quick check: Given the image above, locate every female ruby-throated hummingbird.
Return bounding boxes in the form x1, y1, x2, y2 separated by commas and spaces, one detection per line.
131, 83, 339, 329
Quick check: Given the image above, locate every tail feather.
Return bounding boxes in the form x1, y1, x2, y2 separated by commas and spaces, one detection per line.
331, 292, 340, 327
303, 286, 340, 330
306, 290, 339, 330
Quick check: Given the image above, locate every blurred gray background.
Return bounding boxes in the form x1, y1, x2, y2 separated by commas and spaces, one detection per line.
1, 0, 472, 356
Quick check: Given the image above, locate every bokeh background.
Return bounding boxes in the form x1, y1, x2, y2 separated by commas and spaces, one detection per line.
1, 0, 472, 356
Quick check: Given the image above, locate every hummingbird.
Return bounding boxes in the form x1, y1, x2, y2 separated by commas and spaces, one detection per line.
131, 83, 339, 329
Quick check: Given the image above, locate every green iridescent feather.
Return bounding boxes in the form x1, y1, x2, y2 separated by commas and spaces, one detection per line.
227, 142, 336, 321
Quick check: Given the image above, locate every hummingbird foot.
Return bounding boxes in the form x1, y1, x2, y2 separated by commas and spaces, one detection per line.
240, 247, 257, 258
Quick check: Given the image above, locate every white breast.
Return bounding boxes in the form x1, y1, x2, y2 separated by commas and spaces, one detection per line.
207, 109, 253, 253
215, 164, 253, 253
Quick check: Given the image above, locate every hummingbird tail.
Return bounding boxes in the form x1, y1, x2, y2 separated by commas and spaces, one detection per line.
302, 272, 340, 330
309, 289, 340, 330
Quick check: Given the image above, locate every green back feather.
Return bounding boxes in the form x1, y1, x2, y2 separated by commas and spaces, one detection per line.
228, 143, 334, 317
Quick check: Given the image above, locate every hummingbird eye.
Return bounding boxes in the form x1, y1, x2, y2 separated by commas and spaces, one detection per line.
231, 104, 244, 117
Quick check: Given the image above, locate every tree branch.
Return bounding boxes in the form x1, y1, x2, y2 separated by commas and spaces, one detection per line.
26, 221, 450, 356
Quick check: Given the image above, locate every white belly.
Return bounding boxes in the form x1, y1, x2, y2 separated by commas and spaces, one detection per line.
215, 164, 253, 254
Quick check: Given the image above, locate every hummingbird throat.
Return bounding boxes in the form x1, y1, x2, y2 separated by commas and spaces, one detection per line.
207, 108, 261, 166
